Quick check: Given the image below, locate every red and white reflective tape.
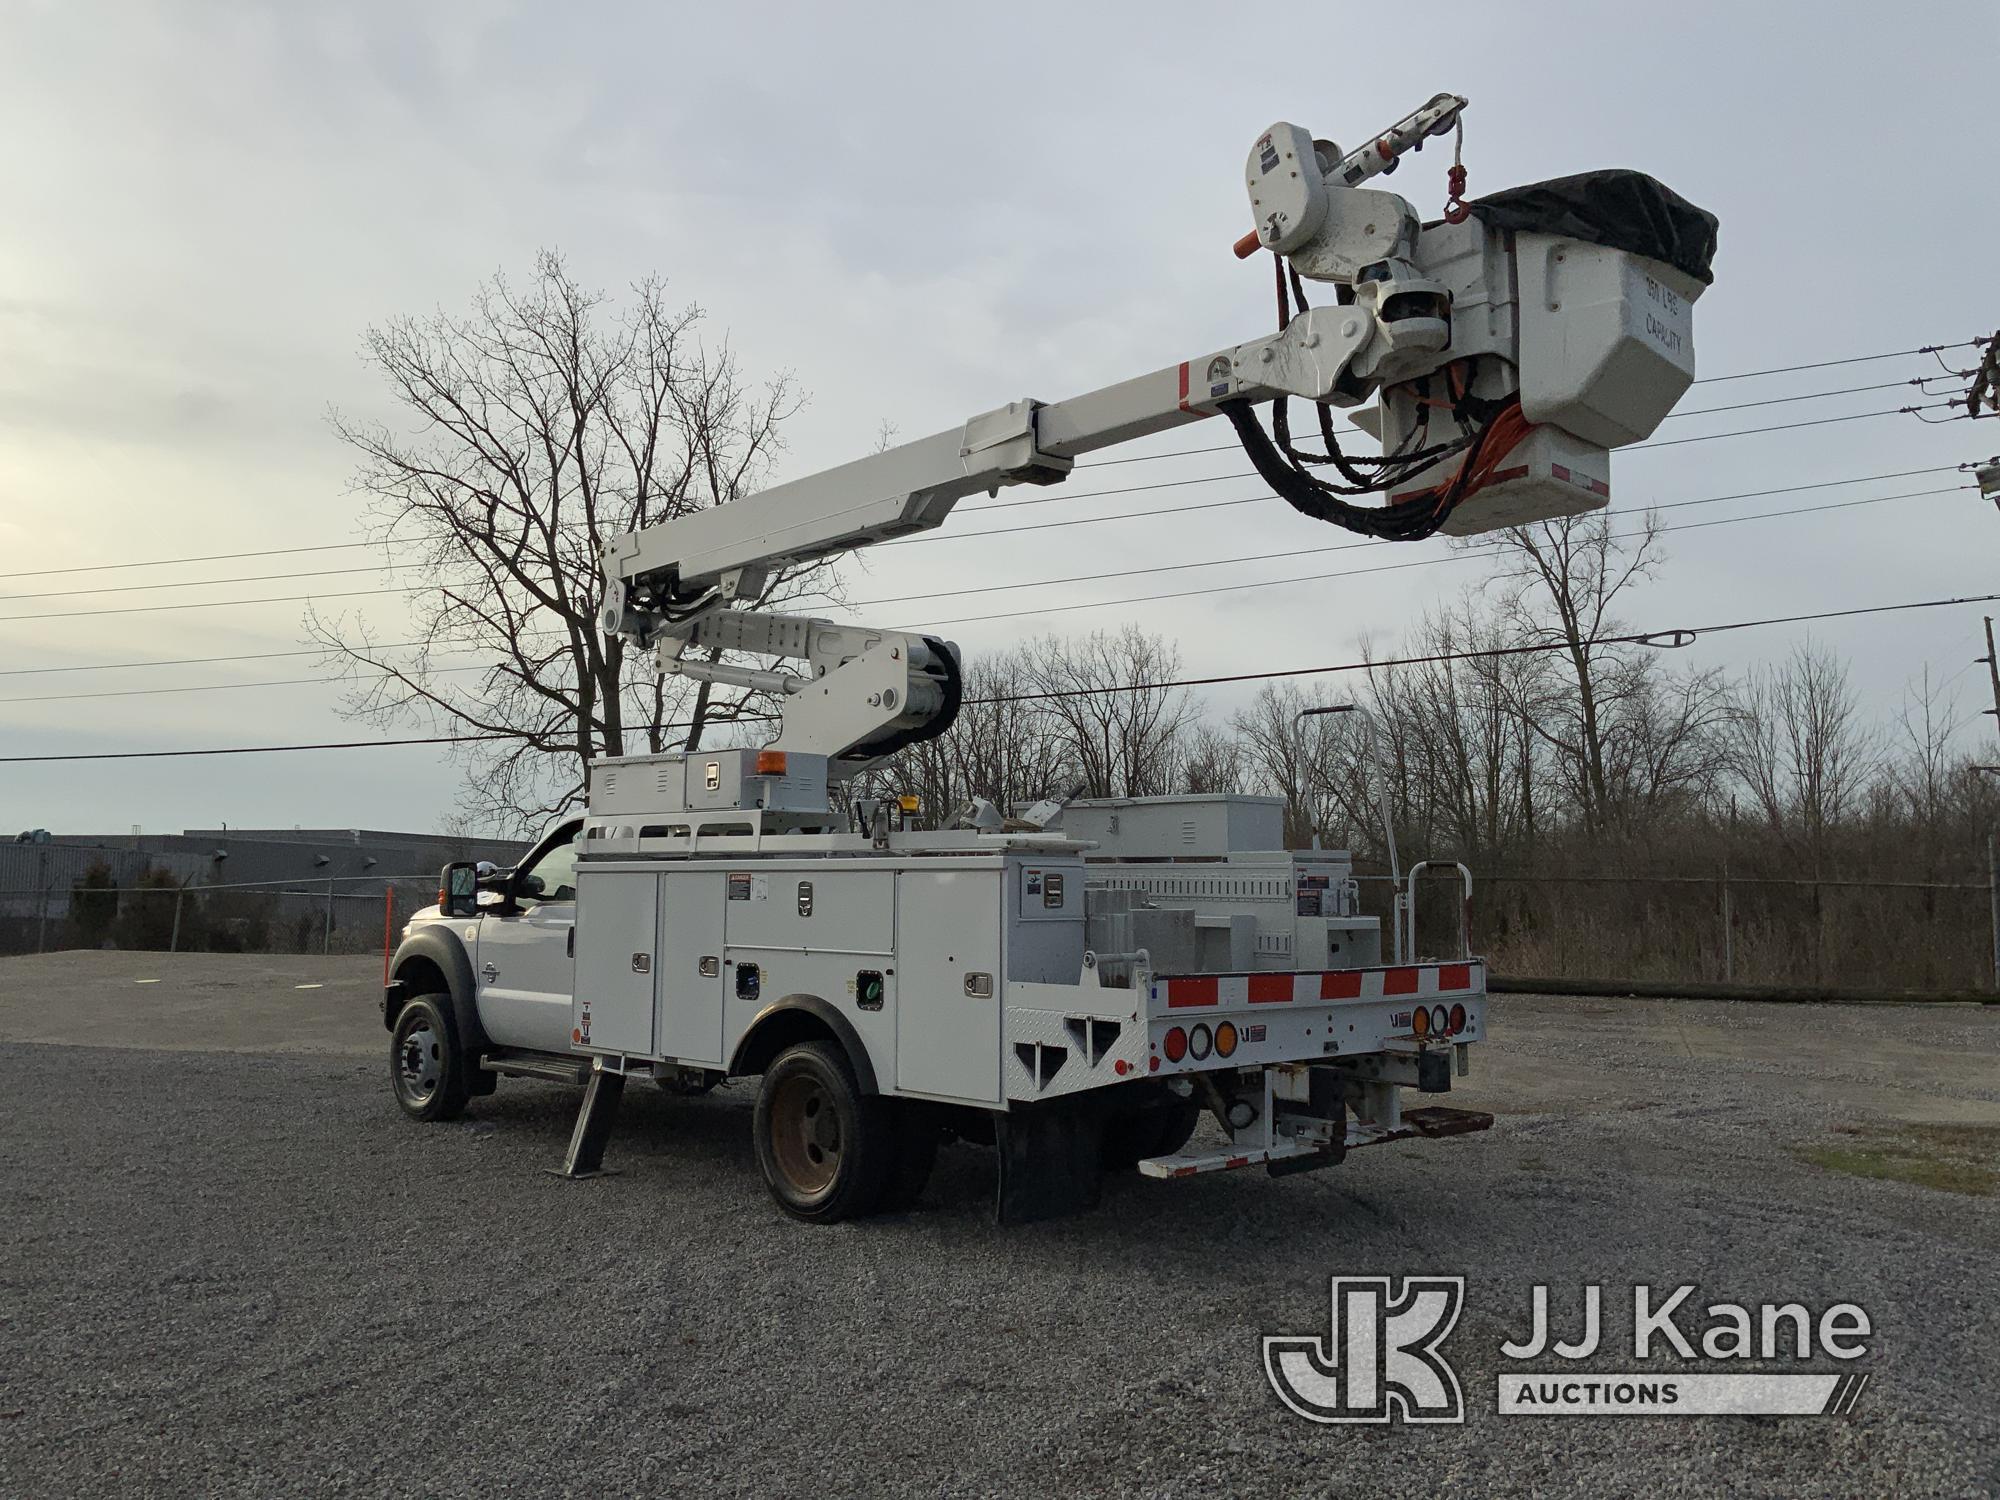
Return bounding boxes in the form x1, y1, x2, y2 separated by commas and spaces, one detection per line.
1549, 462, 1611, 498
1159, 962, 1479, 1010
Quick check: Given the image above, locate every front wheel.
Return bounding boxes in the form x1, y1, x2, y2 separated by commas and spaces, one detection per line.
753, 1041, 893, 1223
390, 995, 473, 1122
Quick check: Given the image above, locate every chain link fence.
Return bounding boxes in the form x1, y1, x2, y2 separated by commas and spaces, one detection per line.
1355, 864, 1998, 994
10, 850, 1998, 996
0, 875, 439, 959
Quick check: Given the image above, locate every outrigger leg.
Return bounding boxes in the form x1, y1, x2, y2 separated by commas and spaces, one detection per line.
553, 1064, 625, 1179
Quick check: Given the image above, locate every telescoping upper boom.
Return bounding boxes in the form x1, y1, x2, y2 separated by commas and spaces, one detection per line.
598, 93, 1717, 782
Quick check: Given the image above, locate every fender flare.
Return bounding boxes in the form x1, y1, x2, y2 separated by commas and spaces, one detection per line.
729, 995, 880, 1096
386, 925, 493, 1060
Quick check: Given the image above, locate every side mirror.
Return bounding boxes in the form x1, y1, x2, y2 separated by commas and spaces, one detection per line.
439, 862, 480, 918
516, 872, 546, 899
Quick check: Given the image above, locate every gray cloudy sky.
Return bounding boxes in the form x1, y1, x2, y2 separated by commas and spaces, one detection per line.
3, 1, 1997, 838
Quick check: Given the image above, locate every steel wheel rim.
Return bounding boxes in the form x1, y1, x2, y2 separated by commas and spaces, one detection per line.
769, 1074, 841, 1195
397, 1018, 443, 1102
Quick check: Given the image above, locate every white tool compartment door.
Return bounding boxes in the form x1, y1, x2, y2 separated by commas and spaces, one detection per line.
658, 870, 726, 1068
894, 870, 1001, 1105
573, 868, 659, 1056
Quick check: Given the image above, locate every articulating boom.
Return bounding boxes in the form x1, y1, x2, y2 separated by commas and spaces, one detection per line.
599, 92, 1715, 786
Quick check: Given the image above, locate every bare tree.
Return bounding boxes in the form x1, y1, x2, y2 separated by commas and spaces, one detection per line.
1365, 600, 1541, 866
1890, 665, 1963, 836
1489, 512, 1661, 837
1178, 722, 1246, 795
1726, 640, 1880, 861
1488, 512, 1727, 839
872, 646, 1071, 822
1025, 626, 1198, 799
312, 251, 827, 834
1231, 683, 1363, 849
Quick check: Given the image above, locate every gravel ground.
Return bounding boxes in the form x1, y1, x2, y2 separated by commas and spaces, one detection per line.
1, 958, 1996, 1497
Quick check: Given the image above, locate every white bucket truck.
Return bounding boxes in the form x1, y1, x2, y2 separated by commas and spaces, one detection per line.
381, 92, 1712, 1221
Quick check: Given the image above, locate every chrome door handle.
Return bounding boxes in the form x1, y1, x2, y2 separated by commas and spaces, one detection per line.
481, 962, 499, 980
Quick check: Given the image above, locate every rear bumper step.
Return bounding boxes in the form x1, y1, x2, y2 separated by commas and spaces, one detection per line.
1136, 1106, 1493, 1180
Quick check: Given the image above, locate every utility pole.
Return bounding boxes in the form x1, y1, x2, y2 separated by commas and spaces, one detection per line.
1720, 795, 1735, 983
1980, 618, 2000, 990
169, 875, 195, 954
34, 847, 49, 954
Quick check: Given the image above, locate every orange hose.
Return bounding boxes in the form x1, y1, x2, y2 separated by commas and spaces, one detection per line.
1396, 399, 1534, 520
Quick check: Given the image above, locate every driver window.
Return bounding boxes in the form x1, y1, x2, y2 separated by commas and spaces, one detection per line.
522, 830, 580, 903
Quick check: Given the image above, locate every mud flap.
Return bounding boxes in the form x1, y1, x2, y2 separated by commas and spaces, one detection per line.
994, 1100, 1104, 1225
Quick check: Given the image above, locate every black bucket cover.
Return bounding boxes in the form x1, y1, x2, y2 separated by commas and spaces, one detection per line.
1466, 169, 1718, 285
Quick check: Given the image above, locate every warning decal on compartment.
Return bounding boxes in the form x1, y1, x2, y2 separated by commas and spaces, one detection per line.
1296, 872, 1329, 917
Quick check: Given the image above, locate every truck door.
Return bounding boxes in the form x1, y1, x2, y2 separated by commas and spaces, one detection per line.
475, 822, 579, 1053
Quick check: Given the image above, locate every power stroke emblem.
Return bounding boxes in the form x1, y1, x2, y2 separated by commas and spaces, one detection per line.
1264, 1276, 1466, 1424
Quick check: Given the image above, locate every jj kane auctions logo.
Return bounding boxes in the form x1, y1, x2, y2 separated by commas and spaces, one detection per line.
1265, 1279, 1872, 1422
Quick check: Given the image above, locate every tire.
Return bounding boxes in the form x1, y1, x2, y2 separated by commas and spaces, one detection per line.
753, 1041, 894, 1223
390, 995, 473, 1122
1152, 1099, 1201, 1157
877, 1104, 941, 1213
1101, 1098, 1203, 1168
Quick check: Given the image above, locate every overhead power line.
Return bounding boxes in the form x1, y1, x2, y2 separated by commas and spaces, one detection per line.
860, 484, 1968, 616
0, 483, 1974, 704
0, 457, 1964, 674
1662, 377, 1931, 419
1685, 340, 1986, 386
0, 643, 432, 678
0, 539, 380, 582
0, 404, 1968, 625
1070, 401, 1965, 471
911, 485, 1971, 630
5, 590, 1996, 763
0, 338, 1982, 586
894, 463, 1968, 547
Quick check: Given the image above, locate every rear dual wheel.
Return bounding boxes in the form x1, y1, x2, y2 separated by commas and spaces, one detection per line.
1101, 1098, 1202, 1169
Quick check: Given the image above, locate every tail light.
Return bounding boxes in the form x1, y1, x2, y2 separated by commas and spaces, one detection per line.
1163, 1026, 1188, 1063
1430, 1004, 1448, 1036
1449, 1002, 1467, 1035
1214, 1020, 1239, 1059
1188, 1023, 1213, 1061
1412, 1006, 1430, 1037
